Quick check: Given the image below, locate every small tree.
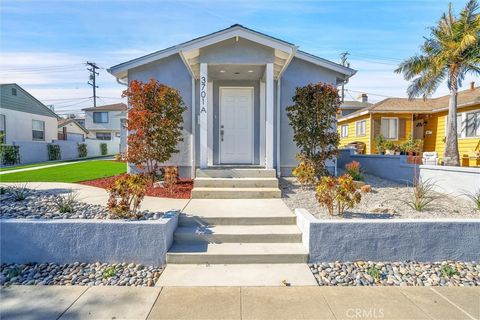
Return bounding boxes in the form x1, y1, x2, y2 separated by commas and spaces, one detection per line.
286, 82, 340, 177
123, 79, 186, 183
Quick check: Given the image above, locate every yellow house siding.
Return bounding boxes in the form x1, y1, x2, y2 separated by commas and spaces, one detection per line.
425, 104, 480, 166
370, 113, 413, 154
338, 114, 371, 153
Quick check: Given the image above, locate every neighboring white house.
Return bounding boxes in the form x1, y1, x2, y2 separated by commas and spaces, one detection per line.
82, 103, 127, 154
0, 83, 59, 144
57, 118, 89, 142
108, 24, 356, 178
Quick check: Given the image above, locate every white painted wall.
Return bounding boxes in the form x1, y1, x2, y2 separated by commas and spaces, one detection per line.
85, 137, 120, 157
58, 122, 86, 137
1, 108, 57, 144
419, 165, 480, 198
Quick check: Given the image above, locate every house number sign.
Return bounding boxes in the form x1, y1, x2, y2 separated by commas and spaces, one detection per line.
200, 76, 207, 114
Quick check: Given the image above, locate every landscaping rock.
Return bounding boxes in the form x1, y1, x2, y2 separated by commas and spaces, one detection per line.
0, 262, 164, 287
309, 261, 479, 286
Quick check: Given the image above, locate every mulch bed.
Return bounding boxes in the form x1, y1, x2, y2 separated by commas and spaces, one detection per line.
79, 175, 193, 199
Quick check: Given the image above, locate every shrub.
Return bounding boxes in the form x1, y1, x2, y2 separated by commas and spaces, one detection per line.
367, 266, 382, 281
7, 183, 31, 201
50, 191, 79, 213
401, 135, 423, 154
286, 82, 340, 177
462, 189, 480, 210
123, 79, 186, 183
0, 145, 20, 165
47, 144, 61, 161
441, 265, 459, 278
402, 178, 439, 212
107, 174, 147, 219
344, 161, 364, 181
316, 175, 361, 216
100, 143, 108, 156
77, 143, 87, 158
292, 155, 316, 187
374, 134, 386, 154
163, 166, 178, 193
383, 140, 396, 151
360, 184, 372, 193
102, 266, 117, 279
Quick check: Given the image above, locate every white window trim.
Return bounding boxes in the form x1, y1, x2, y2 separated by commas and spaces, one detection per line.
341, 124, 348, 138
355, 120, 366, 137
381, 117, 399, 141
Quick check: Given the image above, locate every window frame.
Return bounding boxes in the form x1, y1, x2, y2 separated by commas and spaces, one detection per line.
340, 124, 349, 138
355, 120, 366, 137
380, 117, 399, 140
465, 110, 480, 138
445, 109, 480, 139
32, 119, 45, 141
95, 132, 112, 140
0, 114, 6, 143
93, 112, 109, 124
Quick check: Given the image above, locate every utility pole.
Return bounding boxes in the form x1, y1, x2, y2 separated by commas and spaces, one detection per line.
86, 61, 100, 108
340, 52, 350, 102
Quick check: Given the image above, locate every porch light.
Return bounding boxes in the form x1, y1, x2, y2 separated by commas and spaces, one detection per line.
248, 70, 253, 73
220, 70, 226, 73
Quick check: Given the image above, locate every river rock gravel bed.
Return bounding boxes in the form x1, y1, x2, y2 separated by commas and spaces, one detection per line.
309, 261, 479, 286
0, 262, 163, 287
0, 189, 164, 220
281, 174, 479, 219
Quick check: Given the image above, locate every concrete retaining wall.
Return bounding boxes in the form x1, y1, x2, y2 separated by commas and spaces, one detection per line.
419, 165, 480, 197
0, 213, 178, 266
338, 149, 417, 184
296, 209, 480, 262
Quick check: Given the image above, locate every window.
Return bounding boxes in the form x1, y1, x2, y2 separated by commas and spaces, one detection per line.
32, 120, 45, 141
93, 112, 109, 123
356, 120, 366, 136
341, 125, 348, 138
11, 88, 17, 96
0, 114, 5, 143
381, 118, 398, 139
466, 110, 480, 137
96, 132, 111, 140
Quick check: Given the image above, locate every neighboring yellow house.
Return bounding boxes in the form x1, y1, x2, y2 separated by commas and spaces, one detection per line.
338, 84, 480, 166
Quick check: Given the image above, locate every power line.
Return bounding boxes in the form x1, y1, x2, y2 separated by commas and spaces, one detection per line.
345, 89, 395, 98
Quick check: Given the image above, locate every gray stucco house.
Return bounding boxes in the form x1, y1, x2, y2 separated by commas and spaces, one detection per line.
108, 24, 356, 178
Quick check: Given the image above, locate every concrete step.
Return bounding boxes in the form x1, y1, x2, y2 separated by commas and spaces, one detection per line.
166, 243, 309, 264
191, 187, 281, 199
196, 168, 276, 178
194, 177, 278, 188
178, 214, 297, 226
174, 225, 302, 243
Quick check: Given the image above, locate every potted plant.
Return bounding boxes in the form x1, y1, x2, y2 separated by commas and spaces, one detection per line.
384, 140, 396, 155
375, 134, 386, 155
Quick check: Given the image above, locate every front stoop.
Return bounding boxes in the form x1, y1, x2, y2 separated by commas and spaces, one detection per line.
191, 168, 282, 199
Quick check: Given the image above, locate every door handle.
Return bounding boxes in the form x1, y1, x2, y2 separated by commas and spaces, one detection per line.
220, 130, 224, 142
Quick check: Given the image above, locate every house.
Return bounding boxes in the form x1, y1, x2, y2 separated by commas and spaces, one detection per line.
108, 24, 356, 178
0, 83, 58, 144
337, 83, 480, 166
82, 103, 127, 141
339, 94, 372, 117
58, 118, 89, 142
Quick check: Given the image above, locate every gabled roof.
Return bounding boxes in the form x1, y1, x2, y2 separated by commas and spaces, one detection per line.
108, 24, 356, 81
82, 103, 127, 111
340, 100, 372, 109
0, 83, 59, 119
58, 118, 89, 134
338, 86, 480, 122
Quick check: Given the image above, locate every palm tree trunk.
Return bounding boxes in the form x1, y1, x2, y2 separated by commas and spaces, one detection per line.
443, 77, 460, 166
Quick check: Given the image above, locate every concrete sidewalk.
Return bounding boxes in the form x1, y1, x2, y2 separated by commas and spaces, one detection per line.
1, 285, 478, 320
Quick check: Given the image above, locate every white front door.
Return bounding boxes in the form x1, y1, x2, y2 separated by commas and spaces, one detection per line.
219, 87, 254, 164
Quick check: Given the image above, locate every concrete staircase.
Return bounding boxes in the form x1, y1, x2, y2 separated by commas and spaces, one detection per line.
191, 168, 282, 199
166, 199, 308, 265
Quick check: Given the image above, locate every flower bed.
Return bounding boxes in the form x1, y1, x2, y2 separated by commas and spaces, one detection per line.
80, 175, 193, 199
0, 262, 163, 287
281, 174, 478, 219
309, 261, 479, 286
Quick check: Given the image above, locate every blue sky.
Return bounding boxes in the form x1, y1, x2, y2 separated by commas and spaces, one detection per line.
1, 0, 478, 116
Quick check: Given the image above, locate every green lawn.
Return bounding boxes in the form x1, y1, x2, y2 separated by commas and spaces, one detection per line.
0, 160, 126, 183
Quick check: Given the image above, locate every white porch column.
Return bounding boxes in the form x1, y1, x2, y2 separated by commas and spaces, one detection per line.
199, 63, 208, 169
265, 63, 274, 169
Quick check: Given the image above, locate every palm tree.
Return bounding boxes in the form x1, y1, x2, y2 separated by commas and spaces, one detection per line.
395, 0, 480, 166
